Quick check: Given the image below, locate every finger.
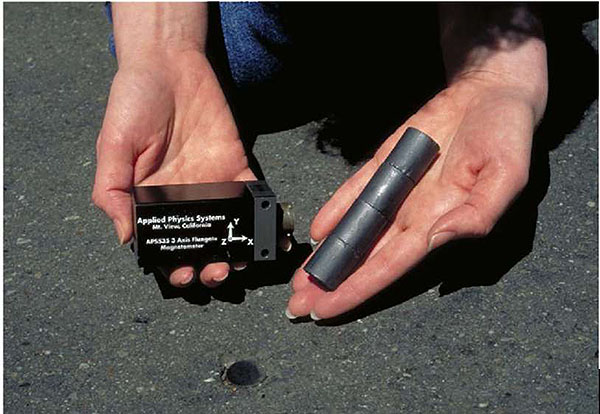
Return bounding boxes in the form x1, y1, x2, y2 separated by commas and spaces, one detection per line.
291, 267, 315, 293
168, 266, 196, 288
156, 265, 196, 288
234, 169, 259, 182
310, 160, 378, 241
427, 158, 529, 251
308, 230, 425, 320
92, 130, 135, 244
199, 262, 230, 287
287, 239, 329, 318
286, 281, 323, 319
232, 262, 247, 271
291, 245, 319, 292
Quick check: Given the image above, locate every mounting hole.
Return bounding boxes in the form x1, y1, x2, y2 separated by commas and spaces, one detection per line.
260, 249, 270, 258
261, 200, 271, 210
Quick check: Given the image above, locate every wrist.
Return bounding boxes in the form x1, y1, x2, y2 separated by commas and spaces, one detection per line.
113, 49, 214, 99
440, 4, 547, 124
112, 2, 208, 66
449, 63, 548, 126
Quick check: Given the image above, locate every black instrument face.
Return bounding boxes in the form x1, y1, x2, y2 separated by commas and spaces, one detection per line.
133, 181, 278, 267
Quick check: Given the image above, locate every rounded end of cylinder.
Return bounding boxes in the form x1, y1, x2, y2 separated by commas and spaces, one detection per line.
389, 127, 440, 182
303, 236, 361, 291
405, 127, 440, 154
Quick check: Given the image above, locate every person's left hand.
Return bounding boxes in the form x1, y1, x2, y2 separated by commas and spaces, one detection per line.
286, 75, 540, 320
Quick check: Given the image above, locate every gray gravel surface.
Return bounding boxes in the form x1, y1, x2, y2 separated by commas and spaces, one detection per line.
4, 3, 598, 413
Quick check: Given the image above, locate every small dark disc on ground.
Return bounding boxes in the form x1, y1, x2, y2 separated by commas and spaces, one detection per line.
222, 360, 262, 386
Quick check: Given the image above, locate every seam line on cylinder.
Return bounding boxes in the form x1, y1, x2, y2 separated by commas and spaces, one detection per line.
331, 234, 362, 260
385, 160, 417, 186
358, 196, 393, 223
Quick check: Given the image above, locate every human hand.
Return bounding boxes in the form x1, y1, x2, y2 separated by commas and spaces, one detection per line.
92, 51, 255, 288
287, 76, 542, 320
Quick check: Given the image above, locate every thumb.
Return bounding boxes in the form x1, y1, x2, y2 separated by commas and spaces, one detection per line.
92, 130, 135, 244
427, 160, 529, 252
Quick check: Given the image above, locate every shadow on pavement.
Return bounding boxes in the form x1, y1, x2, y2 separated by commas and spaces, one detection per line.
537, 3, 599, 152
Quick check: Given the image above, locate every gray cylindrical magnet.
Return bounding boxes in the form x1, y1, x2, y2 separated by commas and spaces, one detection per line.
305, 236, 362, 290
330, 199, 389, 252
360, 162, 415, 219
304, 127, 439, 291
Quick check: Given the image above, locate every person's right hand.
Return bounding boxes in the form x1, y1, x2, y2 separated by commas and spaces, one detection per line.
92, 51, 256, 288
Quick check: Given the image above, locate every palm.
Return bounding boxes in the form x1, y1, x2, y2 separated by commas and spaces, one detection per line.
393, 88, 532, 239
101, 53, 254, 190
289, 79, 534, 319
94, 53, 256, 287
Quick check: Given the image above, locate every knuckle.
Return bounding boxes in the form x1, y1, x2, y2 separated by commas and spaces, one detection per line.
499, 158, 530, 192
421, 89, 460, 116
513, 167, 530, 192
96, 128, 130, 154
466, 204, 493, 238
473, 214, 494, 238
102, 132, 128, 150
91, 188, 104, 209
95, 132, 103, 154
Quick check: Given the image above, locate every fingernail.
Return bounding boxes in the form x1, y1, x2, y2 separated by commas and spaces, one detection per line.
214, 271, 229, 283
285, 307, 297, 320
113, 219, 126, 245
233, 262, 247, 271
427, 231, 455, 253
180, 270, 195, 286
310, 237, 319, 250
310, 310, 321, 321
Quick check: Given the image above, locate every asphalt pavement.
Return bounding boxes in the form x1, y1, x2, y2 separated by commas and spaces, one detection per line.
3, 3, 598, 413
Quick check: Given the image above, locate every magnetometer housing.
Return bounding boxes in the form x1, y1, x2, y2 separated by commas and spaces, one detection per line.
132, 181, 292, 268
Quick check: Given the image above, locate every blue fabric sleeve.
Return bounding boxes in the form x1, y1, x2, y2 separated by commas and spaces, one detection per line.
104, 2, 116, 58
101, 2, 289, 85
